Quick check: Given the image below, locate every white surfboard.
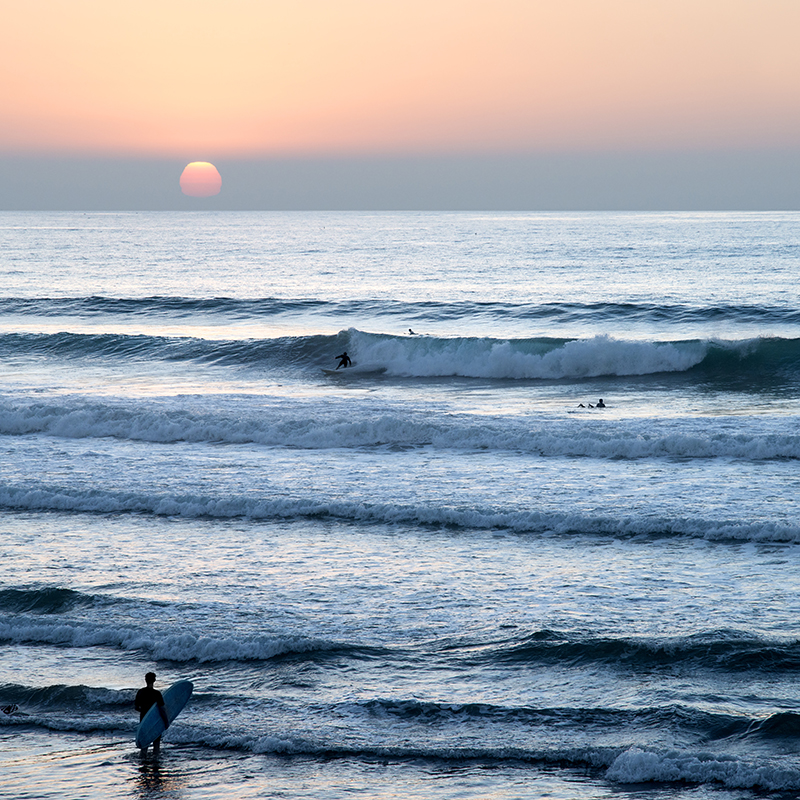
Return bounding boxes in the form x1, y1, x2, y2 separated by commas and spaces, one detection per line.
135, 680, 193, 750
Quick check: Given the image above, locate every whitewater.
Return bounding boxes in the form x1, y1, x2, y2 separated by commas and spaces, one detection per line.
1, 210, 799, 799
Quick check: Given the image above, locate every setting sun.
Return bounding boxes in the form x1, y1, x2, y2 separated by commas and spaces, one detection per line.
179, 162, 222, 197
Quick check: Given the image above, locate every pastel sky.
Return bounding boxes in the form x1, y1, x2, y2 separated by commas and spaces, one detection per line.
2, 0, 799, 208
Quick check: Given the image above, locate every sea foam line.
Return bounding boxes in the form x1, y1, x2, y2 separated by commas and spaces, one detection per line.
0, 617, 333, 663
2, 483, 799, 542
607, 747, 799, 792
3, 399, 800, 460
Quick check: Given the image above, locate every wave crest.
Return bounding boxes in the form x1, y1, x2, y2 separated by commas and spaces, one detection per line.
3, 398, 800, 461
607, 747, 798, 791
2, 328, 798, 382
2, 483, 799, 542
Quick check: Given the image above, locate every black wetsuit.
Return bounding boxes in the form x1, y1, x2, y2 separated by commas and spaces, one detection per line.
135, 686, 165, 721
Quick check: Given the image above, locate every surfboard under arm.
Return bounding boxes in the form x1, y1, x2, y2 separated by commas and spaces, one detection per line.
135, 680, 193, 749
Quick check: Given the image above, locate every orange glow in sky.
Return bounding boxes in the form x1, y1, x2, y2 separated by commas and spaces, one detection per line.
1, 0, 799, 157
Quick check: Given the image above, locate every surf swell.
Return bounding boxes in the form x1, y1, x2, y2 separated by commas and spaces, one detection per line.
3, 396, 800, 460
2, 295, 799, 327
606, 747, 798, 791
350, 331, 800, 382
0, 586, 98, 615
1, 482, 799, 542
2, 687, 796, 794
2, 327, 798, 382
463, 629, 800, 673
0, 615, 352, 664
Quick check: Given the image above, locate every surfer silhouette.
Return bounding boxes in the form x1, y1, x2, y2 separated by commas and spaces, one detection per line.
596, 399, 606, 408
335, 352, 352, 369
135, 672, 169, 755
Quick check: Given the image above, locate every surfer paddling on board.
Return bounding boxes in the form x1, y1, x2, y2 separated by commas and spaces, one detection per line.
135, 672, 169, 755
578, 399, 607, 409
335, 351, 352, 369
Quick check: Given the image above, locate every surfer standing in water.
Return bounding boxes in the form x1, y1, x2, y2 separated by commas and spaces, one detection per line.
335, 351, 352, 369
135, 672, 169, 755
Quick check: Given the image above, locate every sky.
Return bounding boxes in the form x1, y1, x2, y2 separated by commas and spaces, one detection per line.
1, 0, 799, 209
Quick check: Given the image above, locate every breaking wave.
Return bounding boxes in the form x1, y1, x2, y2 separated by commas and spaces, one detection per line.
1, 482, 799, 542
2, 396, 799, 460
1, 328, 798, 383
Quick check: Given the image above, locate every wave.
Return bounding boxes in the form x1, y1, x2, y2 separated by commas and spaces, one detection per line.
350, 698, 753, 739
0, 682, 131, 711
2, 328, 798, 383
2, 295, 799, 328
2, 715, 793, 795
458, 629, 800, 673
3, 396, 800, 461
223, 738, 800, 793
0, 586, 100, 615
353, 331, 800, 383
0, 614, 383, 664
606, 747, 798, 791
0, 720, 793, 794
0, 330, 337, 368
0, 682, 786, 744
0, 296, 332, 318
347, 698, 800, 748
1, 676, 797, 793
2, 482, 799, 542
3, 594, 797, 674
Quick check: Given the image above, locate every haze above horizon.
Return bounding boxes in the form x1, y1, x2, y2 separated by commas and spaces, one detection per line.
2, 0, 799, 209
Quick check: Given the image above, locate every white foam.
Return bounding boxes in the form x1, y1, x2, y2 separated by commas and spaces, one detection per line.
2, 483, 799, 542
0, 617, 330, 663
2, 398, 799, 461
607, 746, 799, 791
353, 333, 707, 380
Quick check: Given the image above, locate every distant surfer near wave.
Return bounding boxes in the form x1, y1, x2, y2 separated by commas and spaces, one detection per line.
135, 672, 169, 756
335, 352, 352, 369
408, 328, 416, 335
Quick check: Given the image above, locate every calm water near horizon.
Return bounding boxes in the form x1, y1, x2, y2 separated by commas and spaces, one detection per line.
1, 210, 799, 799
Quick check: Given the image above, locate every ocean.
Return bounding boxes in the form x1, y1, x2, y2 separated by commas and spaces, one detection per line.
1, 210, 799, 799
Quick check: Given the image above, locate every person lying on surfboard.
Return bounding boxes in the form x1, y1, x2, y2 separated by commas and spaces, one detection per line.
135, 672, 169, 754
335, 352, 352, 369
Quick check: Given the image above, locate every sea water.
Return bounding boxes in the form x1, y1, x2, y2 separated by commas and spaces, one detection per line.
1, 210, 799, 799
